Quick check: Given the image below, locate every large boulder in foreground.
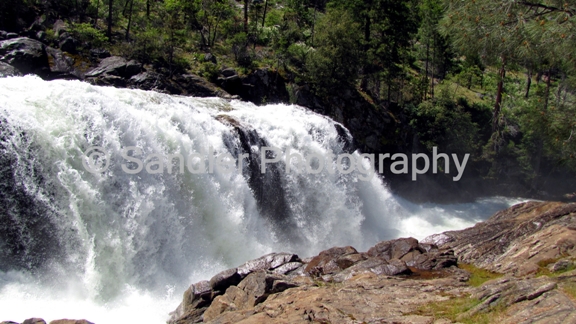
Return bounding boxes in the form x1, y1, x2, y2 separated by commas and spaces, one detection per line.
0, 37, 49, 76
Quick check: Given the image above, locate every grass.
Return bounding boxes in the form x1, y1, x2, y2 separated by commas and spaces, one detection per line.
411, 263, 508, 323
415, 294, 507, 324
560, 281, 576, 301
458, 263, 503, 287
535, 257, 576, 278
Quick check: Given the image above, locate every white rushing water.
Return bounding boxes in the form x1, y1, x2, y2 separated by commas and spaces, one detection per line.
0, 76, 524, 323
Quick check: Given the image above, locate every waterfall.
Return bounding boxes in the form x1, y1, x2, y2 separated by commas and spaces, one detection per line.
0, 76, 524, 323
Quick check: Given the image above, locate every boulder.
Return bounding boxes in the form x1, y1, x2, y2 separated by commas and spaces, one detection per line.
332, 257, 411, 282
203, 53, 217, 64
236, 252, 301, 277
89, 48, 111, 59
220, 68, 237, 78
209, 268, 241, 292
85, 56, 141, 79
0, 37, 49, 76
0, 62, 19, 77
218, 68, 289, 105
172, 74, 231, 98
49, 320, 94, 324
203, 270, 300, 322
58, 37, 79, 54
304, 246, 362, 276
52, 20, 67, 37
22, 319, 45, 324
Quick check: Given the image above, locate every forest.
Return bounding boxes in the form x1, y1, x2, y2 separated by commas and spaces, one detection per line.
1, 0, 576, 199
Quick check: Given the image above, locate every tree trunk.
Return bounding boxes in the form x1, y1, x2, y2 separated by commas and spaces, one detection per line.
244, 0, 249, 33
95, 0, 99, 27
211, 13, 223, 47
146, 0, 151, 18
493, 57, 506, 133
122, 0, 130, 16
556, 72, 565, 107
262, 0, 268, 28
424, 42, 429, 100
364, 13, 371, 50
107, 0, 113, 41
525, 69, 532, 98
310, 4, 316, 46
125, 0, 134, 40
544, 67, 552, 110
430, 35, 436, 99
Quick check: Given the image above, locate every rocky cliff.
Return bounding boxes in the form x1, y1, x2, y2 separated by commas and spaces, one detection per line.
168, 201, 576, 324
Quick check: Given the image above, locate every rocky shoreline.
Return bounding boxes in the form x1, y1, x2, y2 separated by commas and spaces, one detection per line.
165, 201, 576, 324
3, 201, 576, 323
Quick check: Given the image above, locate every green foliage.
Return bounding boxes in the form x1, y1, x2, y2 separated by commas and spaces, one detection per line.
199, 61, 219, 82
227, 32, 253, 68
70, 22, 108, 48
305, 8, 363, 92
409, 87, 491, 156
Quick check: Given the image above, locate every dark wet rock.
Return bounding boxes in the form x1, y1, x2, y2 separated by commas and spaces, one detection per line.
5, 33, 19, 40
210, 268, 242, 292
220, 68, 237, 78
0, 62, 19, 77
85, 56, 141, 79
129, 71, 166, 91
89, 48, 111, 59
0, 37, 49, 76
58, 37, 79, 54
34, 31, 46, 42
203, 53, 216, 64
218, 68, 289, 105
172, 74, 231, 98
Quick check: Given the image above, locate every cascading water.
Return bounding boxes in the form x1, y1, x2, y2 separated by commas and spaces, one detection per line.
0, 76, 524, 323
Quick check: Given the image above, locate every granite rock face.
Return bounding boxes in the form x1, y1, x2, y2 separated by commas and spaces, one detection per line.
169, 239, 457, 323
168, 201, 576, 324
0, 37, 49, 76
428, 201, 576, 276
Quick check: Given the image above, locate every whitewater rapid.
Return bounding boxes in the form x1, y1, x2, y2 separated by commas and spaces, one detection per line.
0, 76, 524, 323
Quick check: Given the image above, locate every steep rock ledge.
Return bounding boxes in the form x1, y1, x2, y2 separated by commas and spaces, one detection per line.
169, 201, 576, 324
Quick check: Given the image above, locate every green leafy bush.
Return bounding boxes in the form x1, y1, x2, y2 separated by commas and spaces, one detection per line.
70, 22, 107, 48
